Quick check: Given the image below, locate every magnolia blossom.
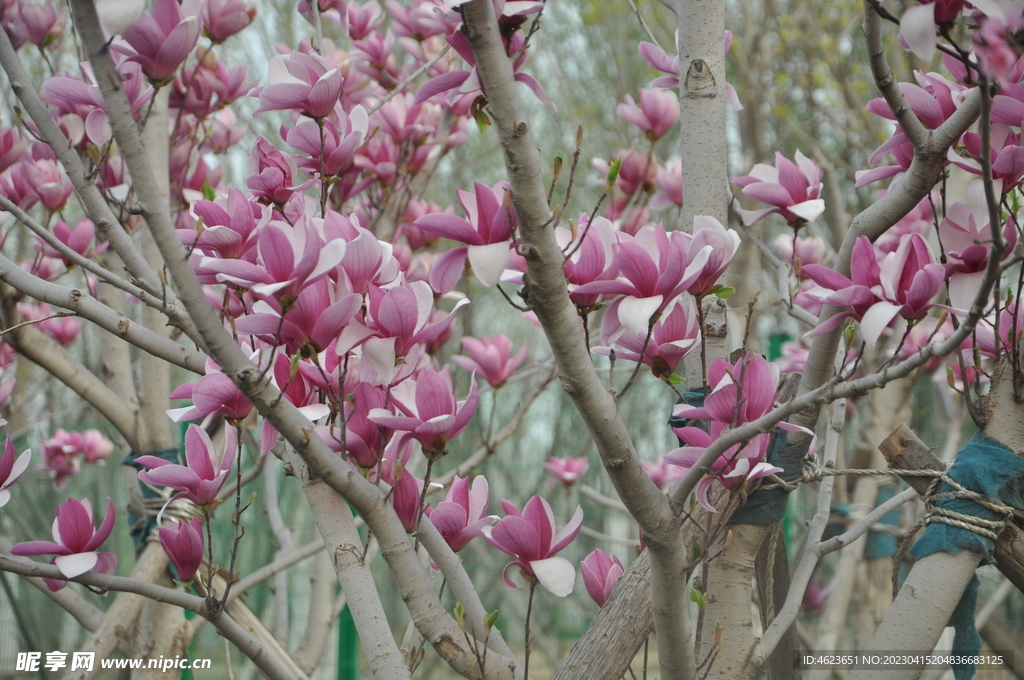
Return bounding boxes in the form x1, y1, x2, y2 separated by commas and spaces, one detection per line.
254, 51, 345, 119
939, 182, 1018, 310
0, 436, 31, 508
580, 548, 624, 607
594, 294, 701, 378
734, 151, 824, 226
805, 234, 945, 347
642, 456, 685, 491
543, 456, 589, 488
167, 360, 254, 423
617, 88, 679, 141
137, 424, 236, 506
10, 497, 117, 592
667, 352, 802, 512
120, 0, 201, 82
685, 216, 741, 297
898, 0, 969, 62
774, 234, 830, 273
368, 366, 478, 457
201, 0, 256, 42
425, 475, 497, 552
451, 334, 527, 388
158, 518, 204, 582
858, 72, 964, 186
482, 495, 583, 596
413, 181, 516, 290
572, 223, 713, 335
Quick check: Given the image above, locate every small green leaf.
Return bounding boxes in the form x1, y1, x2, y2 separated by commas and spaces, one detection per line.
711, 285, 736, 299
485, 610, 499, 634
669, 373, 684, 385
692, 540, 702, 560
606, 157, 622, 190
553, 152, 564, 181
689, 587, 706, 608
202, 180, 216, 201
454, 602, 465, 631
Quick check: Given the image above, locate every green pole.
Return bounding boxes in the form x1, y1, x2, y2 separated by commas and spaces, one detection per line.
338, 502, 360, 680
337, 605, 359, 680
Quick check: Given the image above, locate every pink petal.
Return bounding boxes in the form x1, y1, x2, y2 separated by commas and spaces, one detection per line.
530, 556, 576, 596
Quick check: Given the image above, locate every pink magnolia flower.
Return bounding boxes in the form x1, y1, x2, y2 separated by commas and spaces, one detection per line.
543, 456, 589, 488
593, 294, 701, 379
802, 579, 833, 614
355, 281, 467, 384
199, 215, 346, 304
0, 128, 27, 175
0, 435, 31, 508
120, 0, 201, 82
572, 222, 713, 335
137, 424, 236, 506
158, 518, 204, 582
42, 428, 113, 468
253, 50, 345, 119
809, 234, 945, 347
18, 0, 64, 47
182, 188, 265, 261
774, 234, 830, 274
167, 356, 254, 423
42, 219, 104, 265
424, 474, 497, 552
617, 88, 679, 141
580, 548, 624, 607
685, 215, 741, 297
413, 181, 516, 290
667, 352, 798, 512
233, 278, 362, 355
284, 105, 368, 177
21, 158, 73, 211
974, 3, 1024, 83
642, 456, 685, 491
244, 135, 299, 202
39, 60, 153, 146
859, 71, 964, 187
939, 182, 1018, 310
451, 335, 527, 388
348, 1, 384, 39
482, 495, 583, 596
650, 159, 683, 211
898, 0, 967, 62
734, 151, 824, 226
10, 497, 117, 592
16, 302, 80, 345
368, 366, 478, 457
388, 461, 439, 533
201, 0, 255, 42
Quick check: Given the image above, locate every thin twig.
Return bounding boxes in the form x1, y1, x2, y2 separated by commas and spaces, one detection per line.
367, 44, 452, 116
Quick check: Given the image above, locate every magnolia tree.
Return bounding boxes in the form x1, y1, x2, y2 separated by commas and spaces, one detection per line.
0, 0, 1023, 678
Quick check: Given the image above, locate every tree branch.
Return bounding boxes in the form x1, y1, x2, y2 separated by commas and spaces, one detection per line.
863, 0, 928, 148
0, 549, 295, 680
0, 253, 206, 374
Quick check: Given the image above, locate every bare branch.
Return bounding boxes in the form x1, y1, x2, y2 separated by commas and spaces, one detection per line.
0, 551, 295, 680
0, 253, 206, 374
864, 1, 928, 148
